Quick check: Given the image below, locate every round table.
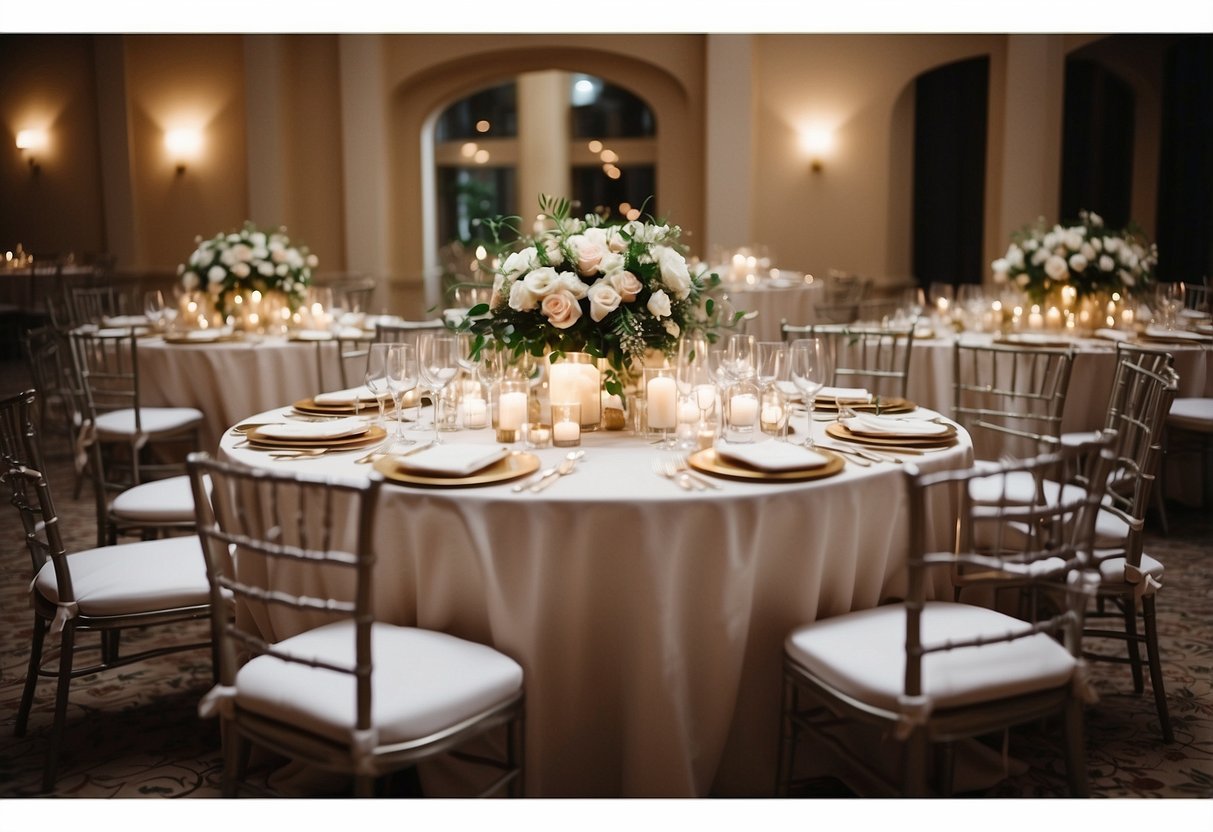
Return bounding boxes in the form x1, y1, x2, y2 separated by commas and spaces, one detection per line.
720, 276, 824, 341
217, 406, 973, 796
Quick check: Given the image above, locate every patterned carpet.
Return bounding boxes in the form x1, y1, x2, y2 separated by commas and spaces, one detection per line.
0, 359, 1211, 801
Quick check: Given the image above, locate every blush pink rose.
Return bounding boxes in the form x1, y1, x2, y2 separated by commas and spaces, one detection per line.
541, 290, 583, 329
569, 234, 607, 276
608, 270, 643, 302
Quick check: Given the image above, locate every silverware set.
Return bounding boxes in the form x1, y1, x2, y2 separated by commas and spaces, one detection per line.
651, 454, 720, 490
512, 450, 584, 493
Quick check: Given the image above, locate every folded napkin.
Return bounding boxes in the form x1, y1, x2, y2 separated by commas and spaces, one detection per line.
180, 328, 230, 342
102, 315, 149, 327
1180, 308, 1211, 320
1093, 328, 1130, 342
256, 417, 369, 440
314, 385, 390, 405
817, 386, 871, 401
1144, 325, 1206, 341
395, 444, 508, 477
842, 413, 950, 437
292, 329, 332, 341
715, 439, 828, 472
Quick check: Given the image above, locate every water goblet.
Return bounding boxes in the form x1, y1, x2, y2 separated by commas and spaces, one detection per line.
364, 343, 391, 429
789, 337, 831, 448
1155, 283, 1186, 330
385, 342, 418, 442
418, 333, 460, 444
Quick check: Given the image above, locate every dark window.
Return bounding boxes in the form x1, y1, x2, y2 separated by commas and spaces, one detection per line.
570, 75, 656, 139
434, 82, 517, 141
570, 165, 656, 221
436, 167, 517, 246
911, 57, 990, 288
1060, 59, 1135, 227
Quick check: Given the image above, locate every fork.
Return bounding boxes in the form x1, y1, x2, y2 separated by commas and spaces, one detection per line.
669, 455, 720, 490
652, 457, 693, 490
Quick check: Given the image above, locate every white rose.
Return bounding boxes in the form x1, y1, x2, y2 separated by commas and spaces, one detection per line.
522, 267, 561, 297
182, 271, 199, 290
508, 279, 539, 312
606, 227, 628, 253
587, 281, 622, 322
1120, 270, 1136, 287
599, 251, 626, 275
276, 263, 290, 276
1044, 255, 1069, 280
272, 248, 288, 264
1015, 274, 1030, 288
1099, 255, 1115, 272
258, 262, 275, 277
502, 248, 538, 277
207, 265, 226, 284
305, 254, 319, 268
232, 243, 253, 263
1068, 253, 1088, 273
654, 245, 692, 299
567, 233, 607, 276
1064, 230, 1084, 250
992, 258, 1009, 275
250, 231, 267, 247
552, 272, 589, 299
1031, 247, 1049, 266
1088, 211, 1103, 227
1091, 237, 1102, 252
647, 289, 672, 319
1080, 242, 1096, 260
1006, 247, 1025, 269
663, 319, 681, 338
231, 262, 251, 278
543, 237, 564, 266
609, 270, 644, 302
1104, 237, 1121, 254
219, 247, 237, 267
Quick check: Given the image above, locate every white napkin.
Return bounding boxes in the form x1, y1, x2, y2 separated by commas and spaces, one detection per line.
292, 329, 332, 341
1003, 332, 1068, 345
1093, 328, 1130, 342
395, 444, 508, 476
102, 315, 149, 327
714, 439, 828, 472
256, 417, 369, 440
817, 386, 871, 401
1145, 326, 1206, 341
842, 413, 950, 436
1180, 308, 1210, 320
180, 328, 229, 342
314, 385, 389, 405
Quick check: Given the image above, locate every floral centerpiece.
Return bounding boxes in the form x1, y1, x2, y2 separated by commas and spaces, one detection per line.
177, 220, 318, 317
992, 210, 1157, 305
458, 196, 729, 396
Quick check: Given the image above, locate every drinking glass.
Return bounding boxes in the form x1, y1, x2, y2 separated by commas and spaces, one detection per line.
789, 337, 831, 448
385, 342, 418, 441
757, 341, 791, 441
143, 290, 167, 330
418, 333, 460, 444
723, 333, 757, 381
1155, 282, 1186, 330
364, 343, 391, 429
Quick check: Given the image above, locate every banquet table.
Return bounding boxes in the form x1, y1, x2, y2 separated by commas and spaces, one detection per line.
217, 406, 973, 797
719, 274, 823, 341
137, 332, 373, 447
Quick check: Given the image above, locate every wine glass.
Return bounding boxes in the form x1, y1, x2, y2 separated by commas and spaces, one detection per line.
676, 334, 715, 443
723, 333, 757, 381
385, 342, 418, 441
1154, 282, 1186, 330
418, 333, 460, 444
143, 290, 167, 330
364, 343, 391, 429
789, 338, 831, 448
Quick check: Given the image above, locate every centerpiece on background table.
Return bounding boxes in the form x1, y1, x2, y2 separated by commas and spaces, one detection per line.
455, 196, 736, 426
991, 210, 1157, 327
177, 220, 318, 332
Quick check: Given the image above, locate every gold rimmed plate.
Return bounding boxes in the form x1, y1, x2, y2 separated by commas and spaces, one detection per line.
245, 425, 386, 450
687, 447, 845, 483
162, 331, 243, 344
995, 333, 1075, 349
292, 397, 382, 416
814, 396, 917, 415
825, 422, 958, 448
372, 450, 540, 488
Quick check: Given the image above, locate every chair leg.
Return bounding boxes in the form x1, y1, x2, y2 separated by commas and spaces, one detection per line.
774, 674, 797, 797
507, 711, 525, 798
221, 722, 247, 797
1141, 596, 1175, 744
902, 729, 929, 797
1121, 598, 1145, 694
354, 775, 376, 797
934, 742, 955, 797
1063, 697, 1089, 797
101, 629, 120, 666
42, 624, 76, 793
16, 614, 47, 737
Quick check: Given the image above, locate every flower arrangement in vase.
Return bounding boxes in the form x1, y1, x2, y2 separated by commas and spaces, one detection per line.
992, 210, 1156, 305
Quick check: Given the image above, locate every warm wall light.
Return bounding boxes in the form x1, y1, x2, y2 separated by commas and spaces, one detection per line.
800, 127, 835, 173
15, 128, 48, 173
164, 127, 203, 175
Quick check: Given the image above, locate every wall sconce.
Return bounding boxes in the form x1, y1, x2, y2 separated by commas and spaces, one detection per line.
15, 129, 47, 174
800, 127, 835, 174
164, 127, 203, 175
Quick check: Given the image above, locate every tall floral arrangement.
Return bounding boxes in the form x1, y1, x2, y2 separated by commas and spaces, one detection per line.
458, 196, 727, 394
992, 210, 1157, 304
178, 221, 318, 316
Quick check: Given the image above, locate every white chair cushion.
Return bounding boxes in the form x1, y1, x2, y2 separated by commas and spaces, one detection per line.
968, 473, 1129, 549
111, 474, 196, 522
95, 407, 203, 438
34, 535, 210, 617
234, 621, 523, 747
1094, 551, 1164, 587
785, 601, 1077, 714
1168, 398, 1213, 433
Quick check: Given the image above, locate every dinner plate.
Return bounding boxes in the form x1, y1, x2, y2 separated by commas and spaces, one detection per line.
841, 413, 954, 438
687, 447, 844, 482
813, 396, 917, 415
244, 425, 386, 450
825, 422, 958, 448
1137, 328, 1213, 344
255, 417, 370, 441
372, 450, 539, 488
995, 333, 1074, 348
162, 331, 243, 344
292, 397, 383, 416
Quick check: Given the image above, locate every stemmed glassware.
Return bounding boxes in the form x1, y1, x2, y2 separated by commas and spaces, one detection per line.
676, 334, 714, 448
418, 333, 460, 444
385, 342, 418, 442
757, 341, 791, 441
364, 343, 391, 429
789, 337, 831, 448
1154, 282, 1186, 330
722, 333, 757, 382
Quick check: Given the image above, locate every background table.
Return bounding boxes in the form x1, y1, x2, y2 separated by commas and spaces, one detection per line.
720, 275, 823, 341
219, 409, 973, 796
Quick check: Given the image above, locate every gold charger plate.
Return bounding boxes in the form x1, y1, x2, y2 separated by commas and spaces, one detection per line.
246, 425, 386, 450
995, 334, 1074, 349
687, 447, 845, 483
372, 450, 540, 488
825, 422, 957, 448
814, 397, 917, 414
292, 397, 382, 416
162, 332, 243, 344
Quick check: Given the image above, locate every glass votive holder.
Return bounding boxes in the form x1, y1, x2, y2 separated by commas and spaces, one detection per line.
760, 384, 789, 439
723, 380, 760, 444
522, 422, 552, 449
551, 402, 582, 447
494, 380, 529, 443
643, 366, 677, 443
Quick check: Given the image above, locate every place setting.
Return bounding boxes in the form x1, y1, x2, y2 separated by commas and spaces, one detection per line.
824, 410, 960, 453
685, 437, 845, 483
236, 415, 388, 459
372, 441, 542, 488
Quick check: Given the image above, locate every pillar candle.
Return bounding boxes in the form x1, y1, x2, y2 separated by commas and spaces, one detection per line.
647, 376, 677, 428
730, 394, 759, 426
498, 391, 527, 431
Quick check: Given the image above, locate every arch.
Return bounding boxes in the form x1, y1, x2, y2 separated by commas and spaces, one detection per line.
388, 45, 702, 315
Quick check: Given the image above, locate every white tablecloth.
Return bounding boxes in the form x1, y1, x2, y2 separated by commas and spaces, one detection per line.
137, 335, 365, 447
722, 278, 824, 341
218, 408, 973, 796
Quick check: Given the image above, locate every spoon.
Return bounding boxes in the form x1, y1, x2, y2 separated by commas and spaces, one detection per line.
531, 450, 583, 492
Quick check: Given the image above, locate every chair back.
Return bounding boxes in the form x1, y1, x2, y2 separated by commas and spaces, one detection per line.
188, 452, 382, 733
785, 322, 915, 399
70, 328, 143, 433
69, 286, 119, 327
21, 326, 85, 439
813, 271, 867, 324
0, 390, 73, 597
1183, 282, 1209, 315
952, 342, 1074, 461
1100, 347, 1179, 566
902, 434, 1115, 699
